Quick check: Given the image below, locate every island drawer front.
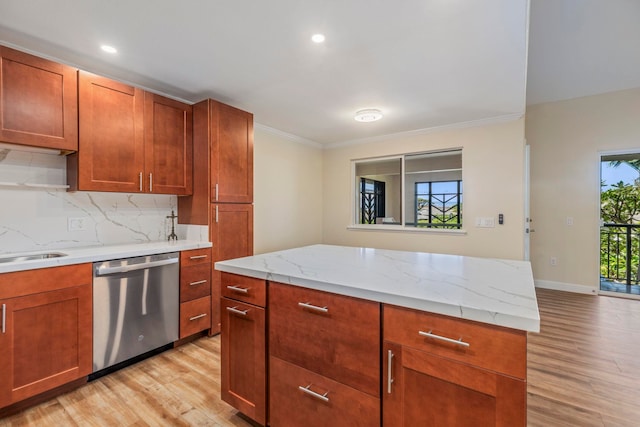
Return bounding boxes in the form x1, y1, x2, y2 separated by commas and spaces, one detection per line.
383, 305, 527, 379
221, 272, 266, 307
180, 295, 211, 338
269, 356, 380, 427
269, 282, 380, 397
180, 263, 211, 302
180, 248, 211, 267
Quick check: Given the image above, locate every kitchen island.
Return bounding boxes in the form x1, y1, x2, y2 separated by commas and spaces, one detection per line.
215, 244, 539, 426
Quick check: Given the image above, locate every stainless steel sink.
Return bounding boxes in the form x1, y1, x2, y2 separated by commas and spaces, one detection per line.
0, 252, 68, 264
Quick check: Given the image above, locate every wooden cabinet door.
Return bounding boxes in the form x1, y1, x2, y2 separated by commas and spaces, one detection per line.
383, 342, 526, 427
0, 284, 92, 408
144, 92, 193, 195
210, 101, 253, 203
69, 71, 145, 192
221, 298, 266, 425
210, 203, 254, 334
0, 46, 78, 151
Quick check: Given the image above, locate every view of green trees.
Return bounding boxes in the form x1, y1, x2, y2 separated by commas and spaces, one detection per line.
601, 160, 640, 284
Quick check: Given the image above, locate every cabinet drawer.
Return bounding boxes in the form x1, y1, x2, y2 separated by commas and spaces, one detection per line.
269, 356, 380, 427
180, 248, 211, 267
384, 305, 527, 379
221, 272, 266, 307
180, 263, 211, 302
180, 296, 211, 338
269, 282, 380, 397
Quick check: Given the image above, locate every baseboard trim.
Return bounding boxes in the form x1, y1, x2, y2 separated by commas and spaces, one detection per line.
534, 279, 598, 295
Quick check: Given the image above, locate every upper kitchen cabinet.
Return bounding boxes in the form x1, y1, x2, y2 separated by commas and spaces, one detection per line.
211, 100, 253, 203
68, 72, 193, 195
144, 92, 193, 195
68, 71, 145, 192
0, 46, 78, 152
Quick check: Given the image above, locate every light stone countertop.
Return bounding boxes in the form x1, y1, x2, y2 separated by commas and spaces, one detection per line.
215, 244, 540, 332
0, 240, 212, 274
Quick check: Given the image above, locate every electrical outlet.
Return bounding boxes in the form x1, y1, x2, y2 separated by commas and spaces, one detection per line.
566, 217, 574, 226
550, 256, 558, 266
68, 217, 87, 232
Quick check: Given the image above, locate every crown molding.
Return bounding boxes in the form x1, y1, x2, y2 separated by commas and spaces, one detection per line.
254, 123, 323, 148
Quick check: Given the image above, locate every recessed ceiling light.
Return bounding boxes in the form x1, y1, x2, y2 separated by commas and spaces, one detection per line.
354, 109, 383, 122
311, 34, 325, 43
101, 45, 118, 54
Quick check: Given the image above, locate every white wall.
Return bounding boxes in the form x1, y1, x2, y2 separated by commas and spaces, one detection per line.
0, 147, 183, 254
526, 88, 640, 292
253, 127, 324, 254
321, 119, 527, 259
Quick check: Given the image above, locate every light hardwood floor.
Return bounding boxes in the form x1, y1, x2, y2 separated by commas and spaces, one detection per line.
1, 288, 639, 426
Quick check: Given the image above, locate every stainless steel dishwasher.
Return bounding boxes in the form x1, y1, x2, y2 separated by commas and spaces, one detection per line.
92, 252, 179, 375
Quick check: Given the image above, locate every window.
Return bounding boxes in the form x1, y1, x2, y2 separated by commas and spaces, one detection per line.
353, 150, 462, 230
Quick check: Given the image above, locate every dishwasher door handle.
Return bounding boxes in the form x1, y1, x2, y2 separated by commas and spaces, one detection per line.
96, 258, 179, 276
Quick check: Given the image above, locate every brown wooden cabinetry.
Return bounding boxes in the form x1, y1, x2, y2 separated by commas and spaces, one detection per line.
179, 248, 212, 338
269, 282, 381, 426
68, 71, 192, 195
221, 272, 266, 425
0, 46, 78, 151
382, 305, 527, 426
0, 264, 92, 408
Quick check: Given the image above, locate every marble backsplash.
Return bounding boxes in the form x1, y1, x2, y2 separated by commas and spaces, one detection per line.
0, 146, 207, 254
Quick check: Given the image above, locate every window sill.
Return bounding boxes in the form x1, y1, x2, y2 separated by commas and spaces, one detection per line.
347, 224, 467, 235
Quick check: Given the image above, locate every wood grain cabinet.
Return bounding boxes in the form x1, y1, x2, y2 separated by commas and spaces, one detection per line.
0, 264, 92, 409
221, 272, 266, 425
179, 248, 212, 338
0, 45, 78, 151
268, 282, 381, 427
68, 71, 192, 195
382, 305, 527, 426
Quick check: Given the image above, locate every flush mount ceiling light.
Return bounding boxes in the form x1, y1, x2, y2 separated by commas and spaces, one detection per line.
311, 33, 325, 43
354, 109, 383, 122
100, 44, 118, 54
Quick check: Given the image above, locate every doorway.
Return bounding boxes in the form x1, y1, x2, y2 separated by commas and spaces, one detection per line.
600, 152, 640, 296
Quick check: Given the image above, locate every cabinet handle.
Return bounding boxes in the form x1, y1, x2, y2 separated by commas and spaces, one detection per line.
387, 349, 395, 394
139, 172, 143, 192
298, 302, 328, 313
215, 205, 219, 223
1, 304, 5, 334
189, 255, 208, 260
226, 285, 249, 294
189, 280, 208, 286
215, 183, 219, 201
418, 330, 470, 348
189, 313, 208, 321
149, 173, 153, 192
226, 306, 249, 316
298, 384, 329, 402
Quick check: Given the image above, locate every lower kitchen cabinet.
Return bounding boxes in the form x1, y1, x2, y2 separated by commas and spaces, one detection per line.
221, 272, 267, 425
383, 305, 527, 426
179, 248, 212, 339
0, 264, 92, 408
269, 356, 380, 427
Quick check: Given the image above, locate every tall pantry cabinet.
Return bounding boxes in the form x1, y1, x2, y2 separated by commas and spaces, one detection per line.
178, 98, 254, 335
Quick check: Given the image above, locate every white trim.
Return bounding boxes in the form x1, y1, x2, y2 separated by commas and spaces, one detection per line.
534, 279, 597, 295
254, 123, 323, 148
347, 224, 467, 235
327, 113, 524, 149
598, 290, 640, 301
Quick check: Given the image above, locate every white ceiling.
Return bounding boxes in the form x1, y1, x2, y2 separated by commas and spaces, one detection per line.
0, 1, 638, 145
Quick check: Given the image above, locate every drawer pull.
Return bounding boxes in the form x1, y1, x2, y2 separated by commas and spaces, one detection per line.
1, 304, 5, 334
298, 302, 328, 313
226, 285, 249, 294
298, 384, 329, 402
189, 255, 208, 260
189, 313, 208, 321
189, 279, 208, 286
387, 349, 394, 394
226, 306, 249, 316
419, 330, 470, 348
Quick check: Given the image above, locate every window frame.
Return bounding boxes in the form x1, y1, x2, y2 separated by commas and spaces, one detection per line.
349, 149, 466, 234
